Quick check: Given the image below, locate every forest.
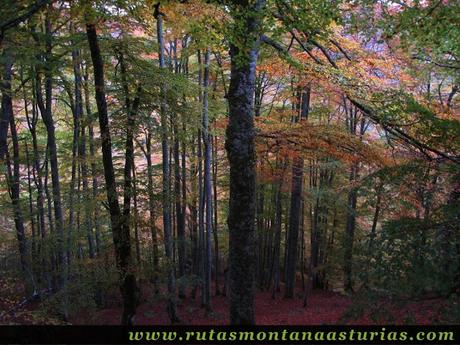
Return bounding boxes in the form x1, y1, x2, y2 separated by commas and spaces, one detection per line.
0, 0, 459, 327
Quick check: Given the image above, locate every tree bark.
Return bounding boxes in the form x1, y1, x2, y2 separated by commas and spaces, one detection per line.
285, 87, 309, 298
86, 23, 137, 325
154, 4, 179, 323
2, 55, 35, 295
202, 47, 213, 311
145, 132, 159, 290
34, 15, 67, 316
83, 64, 102, 256
0, 48, 12, 161
226, 0, 265, 325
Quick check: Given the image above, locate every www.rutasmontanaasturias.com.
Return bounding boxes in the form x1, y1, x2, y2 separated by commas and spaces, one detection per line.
128, 328, 455, 343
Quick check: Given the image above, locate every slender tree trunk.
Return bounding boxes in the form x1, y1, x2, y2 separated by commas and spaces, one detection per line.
202, 48, 213, 311
364, 182, 382, 286
35, 15, 67, 316
189, 133, 199, 299
131, 156, 141, 265
0, 48, 12, 161
43, 156, 55, 236
256, 184, 265, 288
154, 4, 179, 323
25, 142, 37, 280
83, 65, 102, 256
71, 48, 95, 261
119, 49, 141, 318
285, 87, 309, 298
271, 168, 284, 298
67, 42, 83, 269
196, 50, 206, 307
145, 132, 159, 291
170, 39, 186, 300
368, 183, 382, 255
86, 23, 138, 325
2, 56, 35, 295
213, 134, 220, 295
343, 105, 364, 293
26, 77, 47, 243
343, 164, 358, 292
174, 122, 186, 299
181, 123, 188, 283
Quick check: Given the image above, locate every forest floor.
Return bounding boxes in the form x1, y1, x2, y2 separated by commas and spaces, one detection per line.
0, 277, 449, 325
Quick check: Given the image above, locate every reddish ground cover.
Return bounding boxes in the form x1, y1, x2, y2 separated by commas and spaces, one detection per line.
0, 279, 447, 325
76, 289, 442, 325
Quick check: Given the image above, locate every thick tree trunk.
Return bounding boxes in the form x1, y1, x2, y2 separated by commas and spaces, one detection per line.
225, 0, 265, 325
86, 23, 137, 325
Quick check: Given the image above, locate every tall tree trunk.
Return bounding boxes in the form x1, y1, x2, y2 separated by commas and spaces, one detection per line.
174, 122, 186, 299
271, 162, 285, 298
35, 15, 67, 316
181, 123, 188, 281
86, 23, 138, 325
0, 48, 12, 161
154, 4, 179, 323
196, 50, 206, 307
213, 133, 220, 295
365, 182, 382, 286
256, 184, 265, 288
145, 132, 159, 291
2, 55, 35, 295
171, 40, 186, 300
343, 104, 365, 292
25, 142, 37, 279
189, 132, 199, 299
26, 76, 47, 242
70, 47, 95, 261
285, 87, 309, 298
131, 156, 141, 265
119, 49, 140, 318
202, 47, 213, 311
83, 64, 101, 256
225, 0, 265, 325
343, 165, 358, 292
67, 41, 83, 268
285, 156, 303, 298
